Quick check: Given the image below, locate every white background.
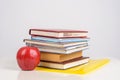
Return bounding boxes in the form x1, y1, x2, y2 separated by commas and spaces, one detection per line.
0, 0, 120, 59
0, 0, 120, 80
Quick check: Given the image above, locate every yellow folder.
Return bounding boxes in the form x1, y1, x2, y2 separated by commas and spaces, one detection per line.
35, 58, 110, 75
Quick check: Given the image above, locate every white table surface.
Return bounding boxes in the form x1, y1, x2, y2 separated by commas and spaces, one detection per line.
0, 57, 120, 80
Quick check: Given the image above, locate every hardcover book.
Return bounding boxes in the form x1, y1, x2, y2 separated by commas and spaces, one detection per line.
38, 57, 89, 69
29, 29, 88, 38
41, 51, 82, 62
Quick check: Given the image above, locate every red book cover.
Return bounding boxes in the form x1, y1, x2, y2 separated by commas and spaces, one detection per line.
29, 29, 88, 38
29, 29, 88, 33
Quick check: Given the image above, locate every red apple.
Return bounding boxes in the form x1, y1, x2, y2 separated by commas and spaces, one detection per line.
16, 46, 40, 70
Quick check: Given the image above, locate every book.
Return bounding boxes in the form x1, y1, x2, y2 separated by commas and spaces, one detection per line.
38, 57, 89, 69
31, 36, 89, 43
24, 39, 88, 48
26, 42, 88, 54
29, 29, 88, 38
41, 51, 82, 62
27, 43, 88, 50
37, 46, 88, 54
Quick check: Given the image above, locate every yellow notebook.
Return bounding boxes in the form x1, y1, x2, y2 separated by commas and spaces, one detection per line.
36, 58, 110, 75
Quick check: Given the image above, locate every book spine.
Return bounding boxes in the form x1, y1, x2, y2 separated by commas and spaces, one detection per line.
29, 29, 32, 35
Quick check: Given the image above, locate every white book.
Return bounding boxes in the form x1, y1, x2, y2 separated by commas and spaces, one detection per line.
24, 39, 88, 48
27, 43, 88, 50
38, 46, 89, 54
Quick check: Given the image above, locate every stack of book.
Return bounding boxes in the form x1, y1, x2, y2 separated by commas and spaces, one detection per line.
24, 29, 90, 69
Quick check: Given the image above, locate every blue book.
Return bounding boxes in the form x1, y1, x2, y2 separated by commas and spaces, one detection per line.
31, 36, 89, 43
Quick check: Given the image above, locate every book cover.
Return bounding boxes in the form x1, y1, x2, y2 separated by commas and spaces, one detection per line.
26, 42, 88, 54
27, 43, 88, 50
39, 57, 89, 69
31, 36, 89, 43
40, 51, 82, 62
24, 39, 88, 48
37, 46, 88, 54
29, 29, 88, 38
